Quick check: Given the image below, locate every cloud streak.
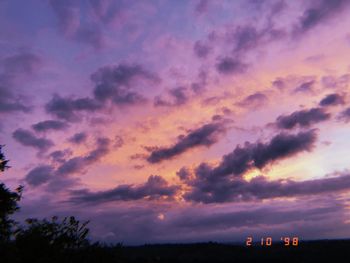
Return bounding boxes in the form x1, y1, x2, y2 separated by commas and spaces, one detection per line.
184, 173, 350, 203
147, 121, 228, 163
70, 175, 179, 203
12, 129, 54, 152
275, 108, 330, 129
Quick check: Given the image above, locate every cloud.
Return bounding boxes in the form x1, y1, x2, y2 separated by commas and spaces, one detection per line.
25, 165, 54, 186
91, 64, 159, 105
45, 94, 102, 122
88, 0, 122, 24
153, 87, 189, 107
193, 40, 211, 58
229, 25, 262, 53
222, 23, 286, 58
275, 108, 331, 129
45, 64, 158, 122
49, 149, 72, 163
322, 74, 350, 89
74, 26, 105, 50
56, 137, 110, 175
0, 51, 41, 113
3, 52, 42, 74
338, 107, 350, 122
195, 0, 209, 14
170, 198, 346, 232
293, 0, 350, 36
12, 129, 54, 152
293, 80, 315, 93
68, 132, 87, 144
180, 130, 317, 182
26, 137, 110, 188
70, 175, 179, 203
32, 120, 69, 132
272, 78, 286, 90
237, 92, 268, 108
0, 84, 29, 113
184, 173, 350, 203
49, 0, 105, 49
216, 57, 247, 75
147, 121, 228, 163
319, 93, 345, 107
49, 0, 79, 35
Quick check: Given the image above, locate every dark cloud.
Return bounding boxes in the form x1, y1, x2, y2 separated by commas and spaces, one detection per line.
176, 167, 191, 181
46, 175, 80, 192
195, 0, 209, 14
25, 165, 54, 186
56, 156, 86, 176
191, 70, 208, 94
45, 94, 102, 122
57, 137, 110, 175
229, 25, 261, 53
275, 108, 331, 129
178, 129, 324, 203
91, 64, 159, 105
294, 0, 350, 35
130, 153, 147, 160
147, 121, 228, 163
74, 26, 105, 50
237, 92, 268, 108
224, 23, 285, 57
193, 40, 211, 58
68, 132, 87, 144
114, 135, 124, 148
17, 196, 350, 244
293, 80, 315, 93
272, 78, 285, 90
32, 120, 69, 132
338, 107, 350, 122
216, 57, 247, 75
184, 173, 350, 203
154, 87, 189, 107
70, 175, 179, 203
88, 0, 122, 24
0, 84, 29, 113
319, 93, 345, 107
172, 199, 345, 231
49, 0, 79, 35
3, 52, 42, 74
0, 51, 41, 113
26, 138, 110, 189
12, 129, 54, 151
322, 74, 350, 89
180, 130, 317, 184
49, 149, 72, 163
50, 0, 105, 49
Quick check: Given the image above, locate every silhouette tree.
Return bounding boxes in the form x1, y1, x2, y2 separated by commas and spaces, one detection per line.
0, 145, 10, 171
0, 145, 93, 262
0, 145, 23, 243
16, 216, 90, 248
14, 216, 90, 261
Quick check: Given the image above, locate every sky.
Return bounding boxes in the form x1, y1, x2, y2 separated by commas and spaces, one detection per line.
1, 0, 350, 245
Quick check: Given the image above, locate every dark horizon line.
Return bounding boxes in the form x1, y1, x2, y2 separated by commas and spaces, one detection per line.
110, 238, 350, 248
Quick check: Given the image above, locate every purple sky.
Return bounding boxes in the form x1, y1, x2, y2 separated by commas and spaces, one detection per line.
1, 0, 350, 245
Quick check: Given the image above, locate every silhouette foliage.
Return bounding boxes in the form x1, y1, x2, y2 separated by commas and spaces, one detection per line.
0, 145, 23, 242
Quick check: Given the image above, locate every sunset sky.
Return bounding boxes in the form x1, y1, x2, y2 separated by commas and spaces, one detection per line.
1, 0, 350, 244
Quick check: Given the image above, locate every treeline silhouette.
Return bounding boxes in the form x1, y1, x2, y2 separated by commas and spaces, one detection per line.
1, 145, 350, 262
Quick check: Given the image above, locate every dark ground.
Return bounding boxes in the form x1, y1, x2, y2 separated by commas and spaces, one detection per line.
0, 240, 344, 263
119, 240, 350, 263
1, 239, 350, 262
